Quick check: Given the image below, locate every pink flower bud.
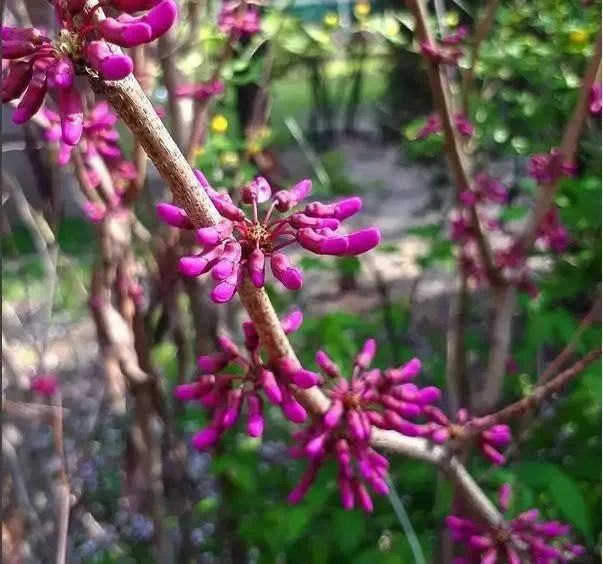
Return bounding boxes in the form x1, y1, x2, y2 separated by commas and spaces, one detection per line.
315, 350, 341, 379
260, 369, 282, 405
296, 228, 348, 255
247, 248, 266, 288
324, 400, 344, 428
2, 40, 37, 59
242, 176, 271, 203
195, 220, 233, 245
274, 179, 312, 211
282, 389, 307, 423
209, 193, 246, 221
305, 197, 362, 220
192, 426, 220, 450
242, 321, 259, 352
211, 268, 240, 303
221, 388, 242, 428
245, 395, 264, 437
110, 0, 158, 12
338, 475, 355, 510
211, 241, 241, 281
197, 352, 229, 373
498, 483, 512, 512
386, 358, 422, 384
2, 61, 32, 103
480, 443, 505, 465
47, 58, 74, 89
56, 87, 83, 146
306, 433, 327, 458
179, 244, 224, 277
343, 227, 381, 255
354, 480, 374, 512
98, 17, 152, 47
13, 60, 48, 124
141, 0, 178, 41
289, 213, 340, 230
270, 253, 303, 290
280, 310, 303, 334
86, 41, 133, 80
31, 375, 59, 397
355, 338, 376, 370
288, 463, 319, 504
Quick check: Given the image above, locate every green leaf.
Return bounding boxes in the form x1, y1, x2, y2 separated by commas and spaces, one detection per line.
332, 510, 365, 554
549, 471, 591, 538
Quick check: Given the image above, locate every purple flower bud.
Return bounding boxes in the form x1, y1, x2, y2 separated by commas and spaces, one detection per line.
386, 358, 422, 384
98, 17, 152, 47
417, 386, 442, 404
196, 220, 233, 245
354, 481, 373, 513
242, 176, 271, 204
384, 411, 421, 436
270, 253, 303, 290
288, 463, 319, 504
13, 60, 48, 124
211, 268, 240, 303
211, 241, 242, 281
247, 248, 265, 288
141, 0, 178, 41
242, 321, 259, 352
2, 61, 33, 103
274, 179, 312, 211
56, 87, 83, 146
355, 338, 377, 370
289, 213, 341, 230
282, 389, 307, 423
324, 400, 344, 428
197, 352, 229, 373
246, 395, 264, 437
480, 443, 505, 465
305, 197, 362, 220
179, 244, 225, 277
280, 310, 303, 334
48, 58, 74, 89
192, 426, 220, 450
498, 483, 512, 512
221, 389, 243, 428
156, 202, 194, 229
306, 433, 328, 458
2, 40, 37, 59
208, 192, 246, 221
343, 227, 381, 255
338, 474, 355, 510
260, 369, 282, 405
346, 410, 366, 442
315, 350, 341, 378
217, 336, 239, 358
296, 228, 348, 255
86, 41, 133, 80
110, 0, 158, 12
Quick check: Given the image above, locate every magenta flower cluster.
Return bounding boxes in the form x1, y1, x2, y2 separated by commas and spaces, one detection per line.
156, 173, 381, 303
30, 374, 60, 397
416, 112, 474, 140
441, 26, 469, 46
218, 1, 262, 39
447, 169, 569, 295
447, 484, 584, 563
420, 40, 463, 67
174, 312, 312, 449
2, 0, 177, 145
527, 148, 577, 185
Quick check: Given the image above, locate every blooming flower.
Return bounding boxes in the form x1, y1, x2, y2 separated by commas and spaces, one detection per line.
288, 340, 438, 511
157, 173, 381, 303
30, 374, 59, 397
323, 12, 339, 27
353, 1, 371, 19
174, 312, 312, 450
423, 406, 511, 465
210, 114, 229, 134
447, 483, 585, 563
218, 1, 261, 39
460, 172, 508, 206
2, 0, 177, 143
536, 209, 570, 253
527, 149, 576, 185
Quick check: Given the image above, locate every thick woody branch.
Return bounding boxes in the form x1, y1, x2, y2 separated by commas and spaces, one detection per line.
85, 28, 502, 530
405, 0, 502, 287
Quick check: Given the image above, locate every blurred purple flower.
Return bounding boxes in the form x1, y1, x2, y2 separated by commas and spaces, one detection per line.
423, 407, 511, 465
420, 40, 463, 67
447, 483, 585, 563
218, 1, 261, 39
589, 83, 601, 115
441, 25, 469, 46
527, 148, 576, 185
174, 79, 225, 102
30, 374, 59, 397
157, 174, 381, 303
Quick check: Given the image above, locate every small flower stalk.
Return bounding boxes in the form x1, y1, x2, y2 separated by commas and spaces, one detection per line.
174, 312, 312, 450
157, 173, 381, 303
447, 483, 585, 563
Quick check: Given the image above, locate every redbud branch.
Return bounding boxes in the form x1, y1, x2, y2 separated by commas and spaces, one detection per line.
405, 0, 503, 288
460, 0, 500, 115
466, 347, 601, 440
80, 4, 506, 530
520, 31, 602, 252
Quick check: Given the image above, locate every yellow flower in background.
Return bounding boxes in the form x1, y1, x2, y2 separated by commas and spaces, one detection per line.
195, 147, 206, 158
354, 1, 371, 19
323, 12, 339, 27
247, 140, 262, 155
211, 114, 229, 134
385, 19, 400, 36
260, 126, 272, 140
220, 151, 239, 168
569, 29, 589, 46
445, 11, 459, 27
